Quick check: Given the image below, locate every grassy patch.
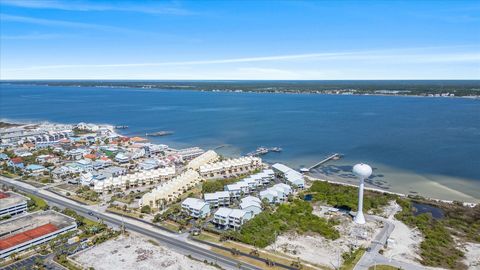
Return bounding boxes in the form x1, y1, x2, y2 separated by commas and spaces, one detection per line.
24, 193, 48, 211
340, 248, 365, 270
308, 181, 395, 212
395, 198, 467, 269
229, 199, 339, 248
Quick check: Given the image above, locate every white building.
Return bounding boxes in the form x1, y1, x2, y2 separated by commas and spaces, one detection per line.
93, 166, 176, 192
0, 210, 77, 259
0, 191, 29, 218
177, 147, 205, 161
199, 156, 262, 180
139, 170, 201, 208
260, 183, 293, 204
272, 163, 305, 188
187, 150, 219, 170
213, 207, 253, 230
239, 196, 262, 216
203, 191, 230, 207
181, 198, 211, 218
114, 153, 130, 163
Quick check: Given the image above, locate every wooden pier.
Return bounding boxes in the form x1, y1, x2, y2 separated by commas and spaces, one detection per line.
308, 153, 341, 171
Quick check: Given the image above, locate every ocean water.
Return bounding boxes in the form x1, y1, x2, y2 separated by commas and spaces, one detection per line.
1, 84, 479, 202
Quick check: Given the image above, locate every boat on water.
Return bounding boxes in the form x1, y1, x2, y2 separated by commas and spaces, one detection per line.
114, 125, 129, 129
145, 131, 174, 137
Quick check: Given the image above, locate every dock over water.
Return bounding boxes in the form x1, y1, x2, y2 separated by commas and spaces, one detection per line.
308, 153, 341, 171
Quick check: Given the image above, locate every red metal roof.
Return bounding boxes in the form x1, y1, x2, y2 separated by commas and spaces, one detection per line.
0, 192, 10, 199
11, 157, 23, 164
0, 223, 58, 250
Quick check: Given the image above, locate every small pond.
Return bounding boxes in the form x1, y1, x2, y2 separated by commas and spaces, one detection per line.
303, 194, 313, 201
412, 202, 445, 219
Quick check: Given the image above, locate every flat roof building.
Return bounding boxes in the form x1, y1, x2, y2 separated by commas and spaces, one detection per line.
0, 210, 77, 259
0, 191, 29, 218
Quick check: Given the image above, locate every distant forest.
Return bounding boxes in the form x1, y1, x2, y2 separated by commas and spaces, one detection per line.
2, 80, 480, 96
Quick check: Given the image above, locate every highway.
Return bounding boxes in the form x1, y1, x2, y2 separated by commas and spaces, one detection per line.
0, 177, 261, 270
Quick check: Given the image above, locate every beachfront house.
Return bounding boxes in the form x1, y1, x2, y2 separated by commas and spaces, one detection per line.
272, 163, 305, 188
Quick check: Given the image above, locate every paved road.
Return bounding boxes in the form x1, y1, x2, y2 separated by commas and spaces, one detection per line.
0, 177, 261, 270
354, 215, 427, 270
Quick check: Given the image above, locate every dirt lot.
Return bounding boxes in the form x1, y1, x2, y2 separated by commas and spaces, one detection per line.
73, 233, 218, 270
266, 205, 382, 269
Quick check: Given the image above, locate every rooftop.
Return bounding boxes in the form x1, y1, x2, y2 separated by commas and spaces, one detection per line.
0, 210, 76, 239
0, 191, 28, 209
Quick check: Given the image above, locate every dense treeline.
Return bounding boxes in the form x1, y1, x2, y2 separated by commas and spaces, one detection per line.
228, 200, 339, 248
308, 181, 394, 212
395, 199, 466, 269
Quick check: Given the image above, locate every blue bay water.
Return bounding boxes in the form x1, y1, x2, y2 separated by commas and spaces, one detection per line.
1, 85, 479, 201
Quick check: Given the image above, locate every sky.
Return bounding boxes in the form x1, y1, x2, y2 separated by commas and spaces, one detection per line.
0, 0, 479, 80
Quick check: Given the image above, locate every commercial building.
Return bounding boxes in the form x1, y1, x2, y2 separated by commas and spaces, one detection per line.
0, 192, 29, 218
199, 156, 262, 180
181, 198, 211, 218
0, 210, 77, 259
139, 170, 201, 208
203, 191, 230, 207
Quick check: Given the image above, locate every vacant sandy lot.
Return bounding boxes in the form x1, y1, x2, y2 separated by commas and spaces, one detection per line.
74, 234, 217, 270
266, 205, 382, 269
462, 242, 480, 270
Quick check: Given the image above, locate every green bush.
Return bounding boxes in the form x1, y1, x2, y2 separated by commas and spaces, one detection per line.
231, 200, 339, 248
395, 198, 465, 269
309, 181, 394, 211
141, 205, 151, 214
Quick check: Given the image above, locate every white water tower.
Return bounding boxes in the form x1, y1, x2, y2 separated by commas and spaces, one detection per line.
353, 163, 372, 224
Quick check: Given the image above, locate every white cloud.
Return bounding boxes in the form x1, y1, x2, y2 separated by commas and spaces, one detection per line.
4, 47, 479, 72
1, 0, 193, 15
0, 14, 132, 32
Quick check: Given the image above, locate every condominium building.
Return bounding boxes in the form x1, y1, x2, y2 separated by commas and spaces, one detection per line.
0, 191, 29, 218
212, 207, 253, 230
199, 156, 262, 180
93, 166, 176, 192
260, 183, 293, 204
140, 170, 201, 208
181, 198, 211, 218
272, 163, 305, 188
203, 191, 230, 207
0, 210, 77, 259
187, 150, 219, 170
239, 196, 262, 216
177, 147, 205, 161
